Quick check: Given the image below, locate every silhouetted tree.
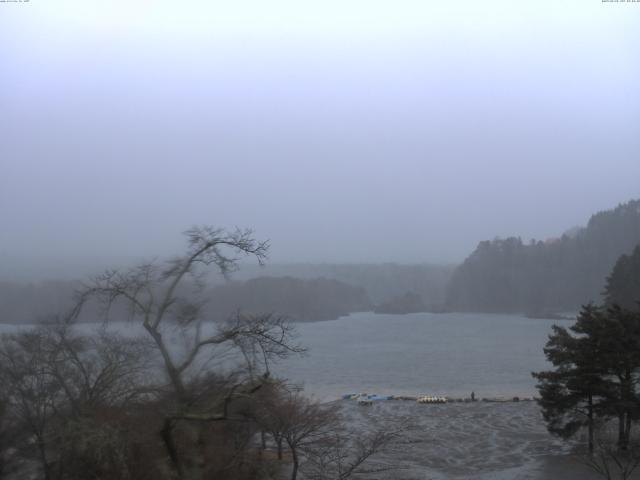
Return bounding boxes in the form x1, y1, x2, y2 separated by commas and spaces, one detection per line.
596, 305, 640, 450
301, 425, 400, 480
73, 226, 304, 480
270, 390, 337, 480
246, 381, 398, 480
534, 304, 640, 452
0, 322, 154, 480
604, 245, 640, 311
580, 423, 640, 480
533, 304, 609, 452
0, 328, 61, 479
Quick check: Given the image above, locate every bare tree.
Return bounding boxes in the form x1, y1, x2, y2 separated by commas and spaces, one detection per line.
281, 394, 340, 480
581, 423, 640, 480
0, 329, 60, 480
247, 380, 293, 460
0, 396, 9, 478
301, 427, 400, 480
0, 320, 156, 480
72, 226, 304, 480
44, 321, 156, 415
249, 382, 400, 480
250, 383, 339, 480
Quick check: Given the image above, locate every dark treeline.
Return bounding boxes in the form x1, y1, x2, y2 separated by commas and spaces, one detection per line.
533, 249, 640, 477
0, 264, 453, 324
373, 292, 428, 315
205, 276, 372, 322
0, 281, 78, 324
3, 200, 638, 324
231, 263, 454, 306
604, 244, 640, 311
0, 276, 372, 324
0, 227, 396, 480
534, 304, 640, 453
446, 199, 640, 314
0, 281, 138, 325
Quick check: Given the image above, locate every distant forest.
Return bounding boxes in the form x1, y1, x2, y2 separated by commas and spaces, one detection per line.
230, 263, 454, 305
2, 200, 639, 323
0, 264, 453, 324
205, 276, 371, 322
0, 280, 79, 324
446, 199, 640, 313
0, 277, 371, 324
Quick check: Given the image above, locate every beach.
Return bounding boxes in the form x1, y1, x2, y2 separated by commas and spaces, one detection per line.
337, 398, 614, 479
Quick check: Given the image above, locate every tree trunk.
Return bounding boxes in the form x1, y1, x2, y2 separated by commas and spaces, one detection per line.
588, 393, 594, 454
37, 435, 51, 480
624, 370, 632, 449
143, 323, 186, 399
161, 418, 183, 479
618, 413, 626, 450
621, 370, 633, 450
624, 412, 632, 449
290, 446, 299, 480
277, 437, 283, 460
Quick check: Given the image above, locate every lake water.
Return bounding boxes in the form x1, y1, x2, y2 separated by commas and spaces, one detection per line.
272, 312, 564, 400
3, 312, 606, 479
0, 311, 565, 401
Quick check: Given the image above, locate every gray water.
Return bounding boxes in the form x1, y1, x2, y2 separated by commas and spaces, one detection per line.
273, 312, 565, 400
0, 312, 564, 400
4, 312, 609, 479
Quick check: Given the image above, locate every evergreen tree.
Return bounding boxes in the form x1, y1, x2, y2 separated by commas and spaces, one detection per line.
597, 305, 640, 449
533, 304, 640, 451
604, 245, 640, 311
532, 304, 609, 452
447, 199, 640, 313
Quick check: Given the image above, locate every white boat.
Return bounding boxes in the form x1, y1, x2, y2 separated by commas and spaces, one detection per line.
417, 395, 447, 404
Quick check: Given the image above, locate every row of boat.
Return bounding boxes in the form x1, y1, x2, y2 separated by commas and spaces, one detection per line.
342, 393, 533, 405
342, 393, 447, 405
417, 395, 447, 404
342, 393, 393, 405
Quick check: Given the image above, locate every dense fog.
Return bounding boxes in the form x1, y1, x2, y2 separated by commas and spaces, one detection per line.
2, 1, 639, 281
2, 4, 640, 480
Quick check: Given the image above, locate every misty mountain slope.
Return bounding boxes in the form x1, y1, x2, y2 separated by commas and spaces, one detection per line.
446, 199, 640, 313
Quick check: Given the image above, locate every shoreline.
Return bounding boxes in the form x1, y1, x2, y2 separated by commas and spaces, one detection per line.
0, 309, 579, 326
337, 399, 602, 480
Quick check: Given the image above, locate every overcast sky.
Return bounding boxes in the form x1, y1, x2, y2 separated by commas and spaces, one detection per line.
1, 1, 639, 278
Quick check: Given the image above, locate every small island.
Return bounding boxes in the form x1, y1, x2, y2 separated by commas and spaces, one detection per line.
374, 291, 427, 314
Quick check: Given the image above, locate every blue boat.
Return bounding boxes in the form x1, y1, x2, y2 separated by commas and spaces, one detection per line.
343, 393, 393, 401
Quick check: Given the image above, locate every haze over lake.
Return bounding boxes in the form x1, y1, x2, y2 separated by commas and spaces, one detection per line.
275, 312, 563, 400
0, 312, 562, 400
2, 2, 638, 479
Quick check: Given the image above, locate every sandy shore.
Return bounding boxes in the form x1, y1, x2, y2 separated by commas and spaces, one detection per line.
337, 399, 630, 479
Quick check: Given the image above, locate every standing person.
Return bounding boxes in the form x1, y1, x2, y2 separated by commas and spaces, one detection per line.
471, 391, 476, 402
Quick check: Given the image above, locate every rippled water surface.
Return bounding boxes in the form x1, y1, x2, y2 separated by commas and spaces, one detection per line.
3, 312, 616, 479
1, 312, 565, 400
273, 312, 566, 400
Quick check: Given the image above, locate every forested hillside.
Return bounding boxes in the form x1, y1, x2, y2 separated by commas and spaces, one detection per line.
232, 263, 454, 305
0, 276, 372, 324
205, 276, 372, 321
0, 280, 77, 324
446, 199, 640, 313
604, 244, 640, 310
